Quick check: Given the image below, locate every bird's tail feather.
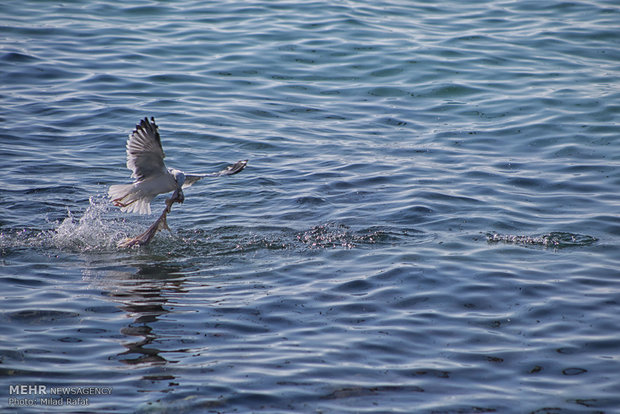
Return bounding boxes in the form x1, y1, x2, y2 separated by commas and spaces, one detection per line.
108, 184, 152, 214
108, 183, 132, 200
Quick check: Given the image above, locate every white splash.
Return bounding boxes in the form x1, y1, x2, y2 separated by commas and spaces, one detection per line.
49, 196, 139, 252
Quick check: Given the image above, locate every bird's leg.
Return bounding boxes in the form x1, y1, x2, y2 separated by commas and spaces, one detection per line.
117, 208, 169, 248
118, 188, 184, 248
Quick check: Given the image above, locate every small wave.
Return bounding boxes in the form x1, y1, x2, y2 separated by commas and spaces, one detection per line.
486, 232, 597, 249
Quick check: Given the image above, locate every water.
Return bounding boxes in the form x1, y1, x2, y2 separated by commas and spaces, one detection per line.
1, 0, 619, 412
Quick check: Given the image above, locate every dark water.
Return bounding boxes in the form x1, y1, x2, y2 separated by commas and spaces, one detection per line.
1, 1, 619, 412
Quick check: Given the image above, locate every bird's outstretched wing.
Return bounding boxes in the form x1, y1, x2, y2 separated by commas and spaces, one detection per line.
126, 117, 167, 181
183, 159, 248, 189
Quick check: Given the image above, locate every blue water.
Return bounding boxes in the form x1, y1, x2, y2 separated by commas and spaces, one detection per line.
1, 1, 619, 412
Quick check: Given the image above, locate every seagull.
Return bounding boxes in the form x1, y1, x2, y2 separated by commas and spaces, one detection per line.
109, 117, 247, 214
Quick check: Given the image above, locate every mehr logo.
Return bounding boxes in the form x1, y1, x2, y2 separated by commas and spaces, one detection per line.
9, 385, 48, 395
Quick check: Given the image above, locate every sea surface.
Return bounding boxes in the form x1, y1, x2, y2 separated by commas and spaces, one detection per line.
1, 1, 619, 413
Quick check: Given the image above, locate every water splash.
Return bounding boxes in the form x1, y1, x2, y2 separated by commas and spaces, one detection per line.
0, 196, 139, 253
50, 197, 135, 251
487, 232, 597, 249
0, 228, 44, 251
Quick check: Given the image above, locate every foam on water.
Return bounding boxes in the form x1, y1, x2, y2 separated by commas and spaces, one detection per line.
296, 222, 383, 249
487, 232, 598, 249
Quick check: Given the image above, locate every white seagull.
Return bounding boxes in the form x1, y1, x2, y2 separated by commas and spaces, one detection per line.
109, 117, 247, 214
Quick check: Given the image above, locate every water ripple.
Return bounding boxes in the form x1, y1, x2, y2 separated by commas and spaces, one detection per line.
1, 0, 619, 412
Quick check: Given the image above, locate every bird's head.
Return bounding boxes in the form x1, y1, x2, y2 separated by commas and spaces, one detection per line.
169, 168, 186, 188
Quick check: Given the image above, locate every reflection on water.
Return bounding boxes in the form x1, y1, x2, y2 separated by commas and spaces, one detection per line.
89, 263, 187, 372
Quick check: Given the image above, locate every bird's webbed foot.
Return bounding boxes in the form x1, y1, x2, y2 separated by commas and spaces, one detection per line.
112, 197, 136, 208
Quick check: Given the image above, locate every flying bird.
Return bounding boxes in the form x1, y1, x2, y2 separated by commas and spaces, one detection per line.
109, 117, 247, 215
